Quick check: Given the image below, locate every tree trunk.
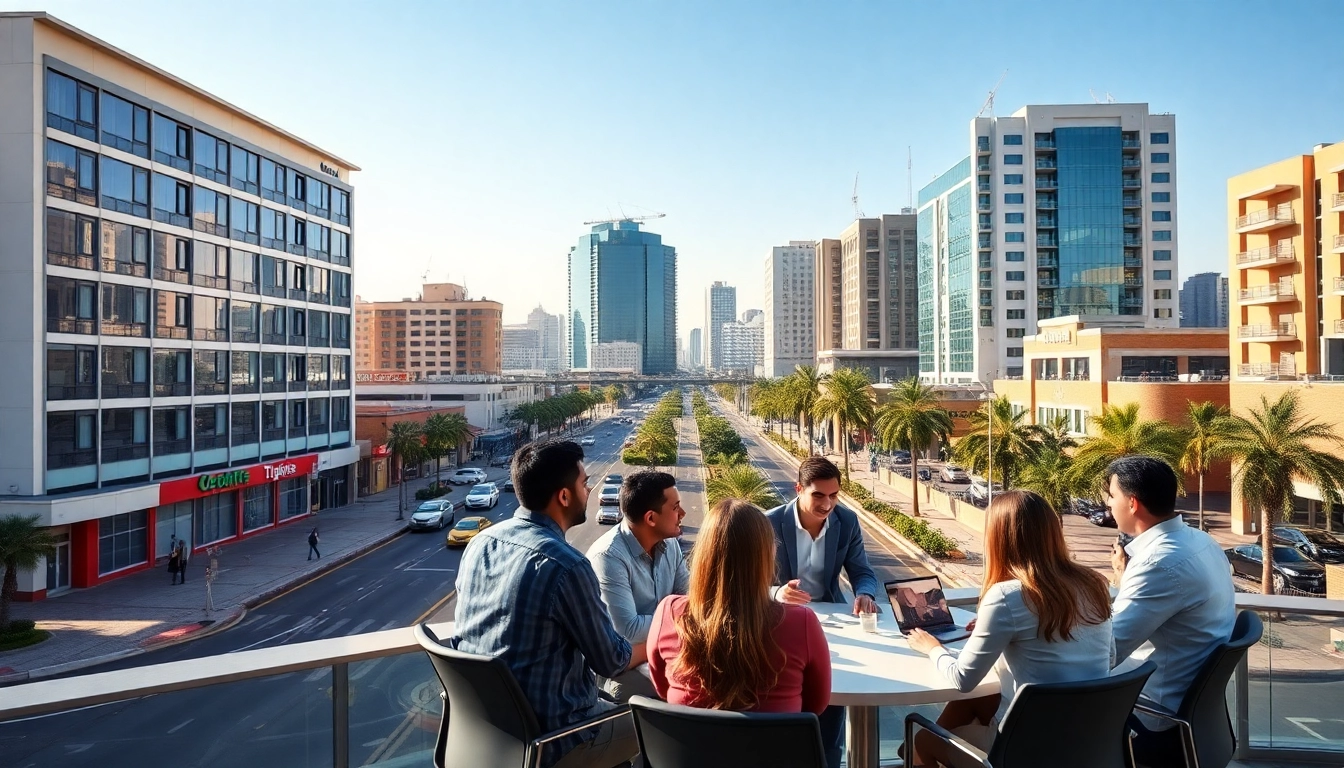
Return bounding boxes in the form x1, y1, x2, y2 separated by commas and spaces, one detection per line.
0, 562, 16, 631
910, 455, 921, 518
397, 457, 406, 520
1198, 472, 1206, 532
806, 415, 815, 457
1261, 504, 1274, 595
840, 416, 850, 480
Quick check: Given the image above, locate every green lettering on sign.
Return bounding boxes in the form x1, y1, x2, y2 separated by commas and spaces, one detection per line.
197, 469, 251, 493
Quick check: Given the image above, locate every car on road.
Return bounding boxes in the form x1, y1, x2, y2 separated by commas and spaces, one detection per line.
916, 468, 932, 482
446, 516, 493, 547
463, 483, 500, 510
501, 479, 514, 493
597, 506, 621, 525
450, 468, 487, 486
890, 450, 912, 465
1069, 497, 1107, 517
604, 474, 623, 485
598, 484, 621, 506
1225, 544, 1326, 594
1272, 526, 1344, 564
1086, 506, 1117, 528
939, 464, 970, 483
580, 436, 596, 446
407, 499, 455, 531
489, 454, 512, 467
968, 476, 1003, 502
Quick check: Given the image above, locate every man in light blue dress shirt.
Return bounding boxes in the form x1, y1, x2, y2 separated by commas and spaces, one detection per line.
587, 471, 690, 701
1107, 455, 1236, 767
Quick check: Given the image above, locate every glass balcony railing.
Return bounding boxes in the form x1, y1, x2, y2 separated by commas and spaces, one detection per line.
1121, 137, 1142, 149
1123, 196, 1142, 207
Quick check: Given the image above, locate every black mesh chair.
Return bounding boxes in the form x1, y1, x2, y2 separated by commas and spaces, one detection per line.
628, 695, 827, 768
415, 623, 635, 768
1132, 610, 1264, 768
905, 660, 1156, 768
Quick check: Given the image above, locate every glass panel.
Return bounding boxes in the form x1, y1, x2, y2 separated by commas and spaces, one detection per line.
349, 652, 439, 766
1245, 609, 1344, 753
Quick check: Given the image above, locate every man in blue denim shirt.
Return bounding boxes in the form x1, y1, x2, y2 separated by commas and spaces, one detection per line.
587, 471, 690, 701
453, 440, 643, 768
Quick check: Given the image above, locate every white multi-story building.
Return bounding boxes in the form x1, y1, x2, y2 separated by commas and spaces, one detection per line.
502, 325, 541, 372
721, 314, 764, 375
705, 281, 736, 371
592, 341, 643, 373
764, 241, 816, 377
526, 305, 565, 373
0, 13, 358, 597
918, 103, 1179, 384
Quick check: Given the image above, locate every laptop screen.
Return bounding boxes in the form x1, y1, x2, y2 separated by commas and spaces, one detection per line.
886, 577, 956, 631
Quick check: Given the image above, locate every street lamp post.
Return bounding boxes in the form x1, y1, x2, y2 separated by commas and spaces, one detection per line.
981, 372, 998, 508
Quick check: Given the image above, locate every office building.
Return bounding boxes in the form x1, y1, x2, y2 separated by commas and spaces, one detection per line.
501, 325, 541, 372
765, 241, 816, 378
527, 305, 565, 373
354, 283, 504, 376
721, 313, 764, 376
0, 13, 357, 597
1226, 142, 1344, 534
814, 238, 843, 353
705, 281, 736, 371
840, 215, 918, 350
741, 308, 763, 323
567, 221, 677, 374
592, 341, 643, 373
1180, 272, 1229, 328
688, 328, 703, 370
919, 103, 1179, 385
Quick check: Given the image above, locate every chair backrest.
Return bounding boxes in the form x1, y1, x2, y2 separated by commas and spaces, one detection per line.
628, 696, 826, 768
989, 661, 1156, 768
415, 623, 542, 768
1176, 610, 1264, 768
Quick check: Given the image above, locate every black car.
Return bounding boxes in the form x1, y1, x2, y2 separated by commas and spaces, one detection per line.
890, 450, 912, 465
502, 479, 514, 493
1225, 544, 1326, 594
916, 468, 932, 482
1070, 498, 1107, 517
1272, 526, 1344, 564
1087, 507, 1117, 528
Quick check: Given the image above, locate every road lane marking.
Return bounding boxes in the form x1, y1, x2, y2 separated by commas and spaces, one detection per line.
256, 614, 288, 630
303, 667, 329, 683
349, 658, 383, 681
405, 567, 455, 572
348, 619, 375, 635
236, 614, 266, 629
166, 718, 194, 734
379, 620, 401, 630
1287, 717, 1329, 741
231, 614, 320, 652
317, 618, 350, 638
355, 585, 383, 602
337, 574, 359, 586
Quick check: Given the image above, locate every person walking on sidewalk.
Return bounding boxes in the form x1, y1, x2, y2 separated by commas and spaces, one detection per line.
307, 527, 321, 560
175, 539, 189, 584
167, 538, 182, 585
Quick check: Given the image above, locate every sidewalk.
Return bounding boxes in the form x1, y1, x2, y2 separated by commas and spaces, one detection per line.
0, 479, 437, 683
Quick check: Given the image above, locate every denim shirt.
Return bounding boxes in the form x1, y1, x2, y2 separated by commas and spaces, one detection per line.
452, 509, 632, 739
586, 521, 690, 643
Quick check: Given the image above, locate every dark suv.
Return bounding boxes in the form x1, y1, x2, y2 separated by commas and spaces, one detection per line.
1272, 526, 1344, 564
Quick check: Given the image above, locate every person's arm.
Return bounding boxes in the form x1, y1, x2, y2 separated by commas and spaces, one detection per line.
552, 561, 633, 678
673, 544, 690, 597
1111, 558, 1181, 664
800, 609, 833, 715
590, 549, 649, 643
646, 598, 672, 699
927, 587, 1015, 692
841, 514, 880, 601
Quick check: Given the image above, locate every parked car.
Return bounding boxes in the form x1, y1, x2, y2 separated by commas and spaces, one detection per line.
968, 476, 1003, 502
501, 479, 514, 493
597, 507, 621, 525
1225, 544, 1326, 594
446, 516, 492, 548
1272, 526, 1344, 564
599, 484, 621, 506
916, 468, 932, 482
890, 450, 912, 465
489, 453, 513, 467
463, 483, 500, 510
1087, 506, 1117, 528
1069, 498, 1107, 517
580, 436, 596, 446
407, 499, 455, 531
450, 468, 487, 486
940, 464, 970, 483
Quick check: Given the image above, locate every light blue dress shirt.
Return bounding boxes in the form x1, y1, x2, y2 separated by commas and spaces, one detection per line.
1112, 515, 1236, 728
586, 521, 690, 643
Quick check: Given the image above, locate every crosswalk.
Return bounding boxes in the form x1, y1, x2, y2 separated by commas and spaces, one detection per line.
230, 613, 407, 684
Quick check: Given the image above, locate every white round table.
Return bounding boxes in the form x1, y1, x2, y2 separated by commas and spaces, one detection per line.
807, 602, 1000, 768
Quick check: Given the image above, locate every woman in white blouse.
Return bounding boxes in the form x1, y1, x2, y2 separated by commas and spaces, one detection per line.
906, 490, 1114, 765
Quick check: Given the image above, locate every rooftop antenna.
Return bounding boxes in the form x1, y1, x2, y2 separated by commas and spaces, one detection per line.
852, 172, 864, 219
978, 70, 1008, 118
906, 147, 913, 211
1089, 88, 1116, 104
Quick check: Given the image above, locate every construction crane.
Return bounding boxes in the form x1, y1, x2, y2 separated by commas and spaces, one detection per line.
978, 70, 1008, 118
582, 212, 666, 226
852, 172, 864, 219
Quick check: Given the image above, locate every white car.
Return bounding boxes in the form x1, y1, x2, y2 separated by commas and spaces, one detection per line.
408, 499, 455, 531
450, 468, 487, 486
580, 436, 596, 446
968, 476, 1002, 501
940, 464, 970, 483
598, 484, 621, 505
463, 483, 500, 509
597, 507, 621, 525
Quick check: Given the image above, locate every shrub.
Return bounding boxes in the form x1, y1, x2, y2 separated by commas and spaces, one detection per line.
1, 619, 36, 635
415, 482, 452, 500
840, 481, 954, 557
0, 626, 47, 652
764, 431, 808, 459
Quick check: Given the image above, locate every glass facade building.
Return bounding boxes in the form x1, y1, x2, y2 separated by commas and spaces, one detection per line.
918, 158, 973, 375
1051, 127, 1124, 316
567, 222, 678, 374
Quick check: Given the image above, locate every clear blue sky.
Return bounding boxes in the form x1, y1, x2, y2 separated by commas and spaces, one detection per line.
11, 0, 1344, 335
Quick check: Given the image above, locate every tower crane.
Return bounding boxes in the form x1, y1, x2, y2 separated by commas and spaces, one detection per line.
852, 172, 864, 219
583, 212, 666, 226
978, 70, 1008, 118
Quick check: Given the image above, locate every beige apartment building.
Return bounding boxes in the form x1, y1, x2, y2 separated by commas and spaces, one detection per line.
814, 238, 842, 353
837, 215, 919, 350
355, 283, 503, 376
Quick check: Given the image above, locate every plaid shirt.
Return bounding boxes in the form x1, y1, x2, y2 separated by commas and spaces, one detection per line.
452, 509, 632, 745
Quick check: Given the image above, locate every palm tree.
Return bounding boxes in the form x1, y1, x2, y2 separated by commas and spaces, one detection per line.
0, 514, 57, 632
873, 378, 953, 518
952, 395, 1048, 489
1071, 403, 1187, 497
603, 384, 622, 414
1221, 392, 1344, 594
812, 367, 876, 480
1017, 449, 1083, 518
1179, 401, 1233, 532
423, 413, 471, 488
386, 421, 425, 520
788, 365, 826, 455
706, 464, 782, 508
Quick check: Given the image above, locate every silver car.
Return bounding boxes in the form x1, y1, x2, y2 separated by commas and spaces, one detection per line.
940, 464, 970, 483
463, 483, 500, 510
408, 499, 455, 531
598, 484, 621, 506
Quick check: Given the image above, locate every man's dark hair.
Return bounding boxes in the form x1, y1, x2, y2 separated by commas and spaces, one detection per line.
797, 456, 842, 488
620, 471, 676, 522
512, 440, 585, 512
1106, 455, 1178, 518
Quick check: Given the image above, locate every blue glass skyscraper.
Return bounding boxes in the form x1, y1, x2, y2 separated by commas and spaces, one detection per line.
567, 221, 678, 374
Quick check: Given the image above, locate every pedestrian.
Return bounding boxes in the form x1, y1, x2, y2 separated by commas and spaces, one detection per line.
307, 527, 321, 560
175, 539, 188, 584
167, 539, 181, 585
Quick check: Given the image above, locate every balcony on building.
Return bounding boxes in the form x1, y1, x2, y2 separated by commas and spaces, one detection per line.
1322, 318, 1344, 338
1122, 176, 1141, 189
977, 181, 990, 193
1036, 216, 1057, 229
1123, 276, 1144, 287
1034, 135, 1055, 151
1035, 196, 1057, 209
1238, 282, 1296, 305
978, 215, 993, 231
1121, 135, 1141, 150
1034, 158, 1056, 170
1037, 255, 1058, 268
977, 198, 992, 213
1037, 235, 1058, 247
1123, 214, 1143, 227
1333, 276, 1344, 295
1333, 234, 1344, 254
977, 160, 991, 172
1121, 157, 1142, 170
1121, 295, 1144, 308
976, 136, 990, 155
1238, 361, 1298, 379
1237, 322, 1297, 342
1236, 203, 1295, 234
1122, 195, 1142, 208
1123, 234, 1142, 247
1037, 275, 1059, 288
1331, 192, 1344, 212
978, 236, 991, 251
1035, 176, 1057, 190
1236, 241, 1296, 269
1124, 254, 1143, 268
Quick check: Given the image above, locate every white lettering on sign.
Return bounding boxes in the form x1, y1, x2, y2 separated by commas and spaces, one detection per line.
1040, 330, 1072, 345
264, 462, 300, 480
355, 371, 412, 382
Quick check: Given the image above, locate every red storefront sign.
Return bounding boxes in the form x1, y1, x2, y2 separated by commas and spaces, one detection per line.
159, 454, 319, 505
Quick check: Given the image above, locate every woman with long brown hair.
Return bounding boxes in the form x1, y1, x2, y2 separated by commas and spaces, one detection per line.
907, 490, 1114, 763
647, 498, 831, 714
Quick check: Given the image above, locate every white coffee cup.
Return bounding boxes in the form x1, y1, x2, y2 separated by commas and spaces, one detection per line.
859, 611, 878, 633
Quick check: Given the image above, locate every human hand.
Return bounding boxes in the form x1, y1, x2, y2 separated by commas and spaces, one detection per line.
853, 594, 879, 615
1110, 540, 1129, 580
907, 628, 942, 654
778, 580, 812, 605
965, 619, 977, 632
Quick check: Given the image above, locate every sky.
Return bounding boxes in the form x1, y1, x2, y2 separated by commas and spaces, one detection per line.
11, 0, 1344, 337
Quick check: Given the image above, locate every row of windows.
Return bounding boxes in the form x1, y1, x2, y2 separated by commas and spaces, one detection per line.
46, 141, 351, 266
46, 70, 351, 226
998, 132, 1167, 146
46, 276, 351, 346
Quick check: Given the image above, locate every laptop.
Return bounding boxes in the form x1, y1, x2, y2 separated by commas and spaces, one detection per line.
885, 576, 972, 643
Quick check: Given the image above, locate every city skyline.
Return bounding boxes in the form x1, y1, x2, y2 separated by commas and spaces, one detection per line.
12, 0, 1344, 335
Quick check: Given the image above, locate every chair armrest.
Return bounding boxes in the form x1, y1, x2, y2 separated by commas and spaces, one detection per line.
1131, 703, 1198, 768
1130, 702, 1190, 731
903, 712, 991, 768
528, 706, 633, 768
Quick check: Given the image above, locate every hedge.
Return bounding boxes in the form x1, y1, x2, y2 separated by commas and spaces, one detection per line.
842, 480, 955, 558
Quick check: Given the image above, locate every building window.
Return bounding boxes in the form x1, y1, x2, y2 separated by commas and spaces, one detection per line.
100, 221, 150, 277
99, 156, 150, 217
1150, 132, 1169, 144
1006, 309, 1025, 319
230, 145, 260, 195
152, 174, 192, 228
1006, 271, 1024, 281
280, 477, 308, 520
1005, 251, 1024, 262
261, 158, 287, 203
192, 242, 230, 290
47, 410, 97, 471
154, 350, 191, 397
196, 492, 239, 546
98, 511, 148, 575
242, 484, 273, 532
1006, 347, 1023, 358
100, 91, 149, 157
47, 344, 97, 400
102, 407, 149, 463
101, 346, 149, 399
1003, 174, 1023, 185
1005, 232, 1024, 242
1151, 152, 1170, 163
101, 284, 150, 337
1152, 172, 1170, 183
193, 296, 229, 343
45, 139, 97, 206
1005, 212, 1024, 224
194, 131, 230, 184
1152, 211, 1171, 222
1188, 356, 1230, 377
1122, 356, 1177, 378
1154, 289, 1172, 300
1154, 308, 1173, 319
1151, 192, 1170, 203
47, 276, 98, 334
1003, 154, 1023, 165
151, 113, 192, 172
1005, 290, 1025, 301
1003, 134, 1023, 145
1153, 250, 1172, 261
1004, 193, 1023, 204
46, 70, 98, 140
1152, 230, 1172, 242
46, 209, 97, 271
1005, 328, 1025, 338
195, 403, 229, 450
232, 401, 259, 446
1154, 270, 1172, 280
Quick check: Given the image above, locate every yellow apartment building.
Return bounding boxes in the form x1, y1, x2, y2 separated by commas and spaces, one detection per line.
355, 282, 504, 376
